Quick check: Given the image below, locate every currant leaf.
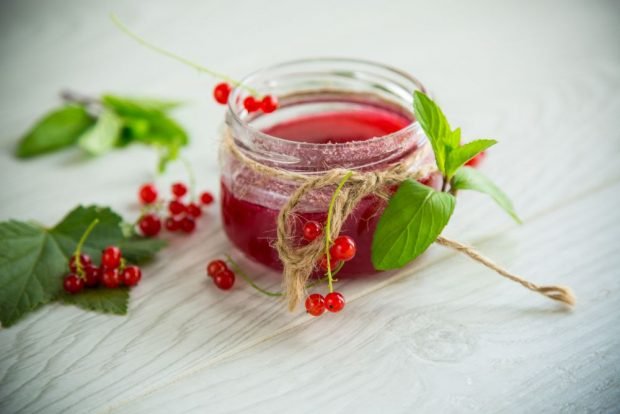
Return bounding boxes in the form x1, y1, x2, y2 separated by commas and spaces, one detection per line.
58, 287, 129, 315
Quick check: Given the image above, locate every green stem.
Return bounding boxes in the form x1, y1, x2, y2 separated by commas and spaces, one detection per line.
110, 14, 260, 96
325, 172, 353, 293
73, 218, 99, 277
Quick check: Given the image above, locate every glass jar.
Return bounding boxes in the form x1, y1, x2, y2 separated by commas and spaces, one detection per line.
219, 58, 434, 277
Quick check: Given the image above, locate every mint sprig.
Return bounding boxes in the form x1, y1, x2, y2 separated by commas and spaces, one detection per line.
0, 205, 165, 327
371, 91, 518, 270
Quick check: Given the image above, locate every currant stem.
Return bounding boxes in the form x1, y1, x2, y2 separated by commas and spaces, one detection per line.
110, 14, 260, 96
325, 172, 353, 293
73, 218, 99, 277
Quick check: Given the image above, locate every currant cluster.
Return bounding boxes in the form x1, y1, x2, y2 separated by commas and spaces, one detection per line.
137, 182, 214, 237
63, 246, 142, 294
206, 259, 236, 290
212, 82, 279, 114
302, 221, 357, 271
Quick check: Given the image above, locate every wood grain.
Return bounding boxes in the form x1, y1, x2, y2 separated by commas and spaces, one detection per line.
0, 0, 618, 413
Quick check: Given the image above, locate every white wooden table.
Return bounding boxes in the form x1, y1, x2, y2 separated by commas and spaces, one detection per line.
1, 0, 619, 412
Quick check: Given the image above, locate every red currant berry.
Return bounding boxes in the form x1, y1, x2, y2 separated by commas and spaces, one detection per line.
207, 259, 228, 277
318, 255, 341, 272
213, 82, 231, 105
138, 183, 158, 204
243, 96, 261, 113
101, 246, 122, 269
186, 203, 202, 218
200, 191, 214, 205
164, 216, 181, 232
213, 269, 235, 290
330, 235, 356, 262
261, 95, 278, 113
305, 293, 326, 316
168, 200, 186, 216
180, 217, 196, 233
302, 221, 322, 241
63, 274, 84, 294
324, 292, 345, 313
171, 182, 188, 198
138, 213, 162, 237
101, 268, 121, 288
465, 151, 486, 167
121, 265, 142, 287
84, 266, 101, 287
69, 253, 92, 273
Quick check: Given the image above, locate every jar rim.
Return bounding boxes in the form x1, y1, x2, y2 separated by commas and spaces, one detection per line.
227, 57, 427, 150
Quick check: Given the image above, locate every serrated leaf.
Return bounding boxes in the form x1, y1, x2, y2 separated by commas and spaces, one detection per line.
451, 167, 521, 223
118, 236, 166, 264
16, 105, 95, 158
58, 287, 129, 315
0, 221, 67, 327
413, 91, 451, 174
372, 180, 456, 270
445, 139, 497, 179
102, 94, 182, 117
78, 110, 123, 155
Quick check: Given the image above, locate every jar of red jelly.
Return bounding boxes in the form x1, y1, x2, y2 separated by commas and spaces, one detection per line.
220, 58, 434, 277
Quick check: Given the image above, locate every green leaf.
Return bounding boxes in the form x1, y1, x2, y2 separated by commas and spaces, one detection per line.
78, 110, 123, 155
372, 180, 456, 270
413, 91, 451, 174
445, 139, 497, 178
0, 221, 67, 327
451, 167, 521, 223
102, 94, 182, 117
0, 205, 163, 327
58, 287, 129, 315
16, 105, 95, 158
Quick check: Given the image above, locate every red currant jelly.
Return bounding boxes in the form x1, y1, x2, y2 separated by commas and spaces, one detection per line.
220, 59, 432, 277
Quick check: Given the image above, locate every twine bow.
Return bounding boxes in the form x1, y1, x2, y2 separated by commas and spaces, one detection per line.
222, 129, 575, 310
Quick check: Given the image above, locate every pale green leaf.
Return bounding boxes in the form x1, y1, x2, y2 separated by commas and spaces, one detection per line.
78, 110, 123, 155
413, 91, 451, 174
445, 139, 497, 178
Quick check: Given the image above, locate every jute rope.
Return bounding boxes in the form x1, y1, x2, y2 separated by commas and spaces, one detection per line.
222, 129, 575, 310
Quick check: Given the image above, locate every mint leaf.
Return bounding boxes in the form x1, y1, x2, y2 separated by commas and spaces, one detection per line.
372, 180, 456, 270
16, 105, 95, 158
413, 91, 451, 174
78, 110, 123, 155
58, 287, 129, 315
445, 139, 497, 178
102, 94, 182, 117
0, 205, 163, 327
451, 167, 521, 223
0, 221, 67, 327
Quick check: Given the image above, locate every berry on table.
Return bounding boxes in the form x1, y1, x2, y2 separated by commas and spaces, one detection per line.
213, 82, 231, 105
138, 213, 162, 237
84, 266, 101, 287
305, 293, 326, 316
69, 253, 92, 273
121, 265, 142, 287
243, 96, 261, 113
101, 246, 122, 269
200, 191, 214, 205
302, 221, 322, 241
213, 269, 235, 290
180, 217, 196, 233
261, 95, 278, 113
186, 203, 202, 218
324, 292, 345, 312
168, 200, 186, 216
330, 235, 356, 262
465, 151, 486, 167
63, 274, 84, 294
165, 216, 181, 232
101, 268, 121, 288
318, 255, 341, 272
207, 259, 228, 277
138, 183, 158, 204
171, 182, 188, 198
